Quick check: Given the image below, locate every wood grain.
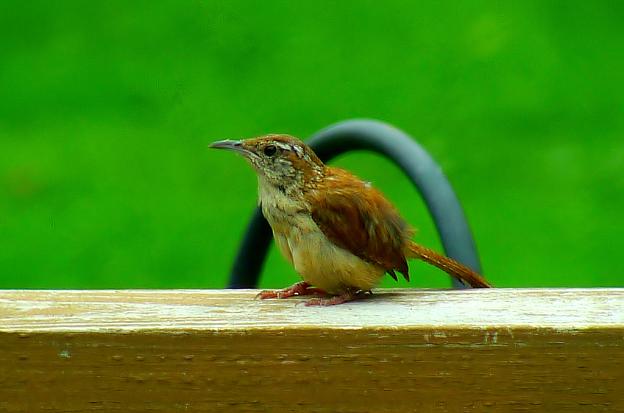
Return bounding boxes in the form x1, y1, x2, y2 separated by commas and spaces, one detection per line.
0, 288, 622, 412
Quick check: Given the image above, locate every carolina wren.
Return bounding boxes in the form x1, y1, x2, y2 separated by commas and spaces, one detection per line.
210, 134, 491, 306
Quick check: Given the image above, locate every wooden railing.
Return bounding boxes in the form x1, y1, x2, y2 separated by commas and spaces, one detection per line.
1, 288, 622, 412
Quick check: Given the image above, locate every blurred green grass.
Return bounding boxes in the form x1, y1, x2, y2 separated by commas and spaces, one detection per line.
1, 0, 623, 289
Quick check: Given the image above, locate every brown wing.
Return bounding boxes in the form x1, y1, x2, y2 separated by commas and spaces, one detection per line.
307, 167, 413, 281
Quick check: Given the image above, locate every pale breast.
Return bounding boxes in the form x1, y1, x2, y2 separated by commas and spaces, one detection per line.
258, 178, 386, 293
287, 224, 386, 294
263, 204, 385, 293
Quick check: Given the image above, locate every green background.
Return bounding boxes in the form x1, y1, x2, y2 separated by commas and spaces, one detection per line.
1, 1, 623, 289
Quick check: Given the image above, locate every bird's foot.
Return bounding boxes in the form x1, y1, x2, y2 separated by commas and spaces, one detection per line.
256, 281, 327, 300
304, 289, 369, 306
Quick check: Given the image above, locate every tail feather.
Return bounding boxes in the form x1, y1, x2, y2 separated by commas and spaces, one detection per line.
406, 242, 491, 288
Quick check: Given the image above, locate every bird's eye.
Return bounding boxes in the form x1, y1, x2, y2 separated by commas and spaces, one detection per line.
263, 145, 277, 157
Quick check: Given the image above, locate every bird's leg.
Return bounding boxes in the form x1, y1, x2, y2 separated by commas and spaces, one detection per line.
305, 289, 368, 306
256, 281, 327, 300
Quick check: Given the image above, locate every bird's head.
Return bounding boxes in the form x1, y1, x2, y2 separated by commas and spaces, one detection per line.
209, 134, 325, 192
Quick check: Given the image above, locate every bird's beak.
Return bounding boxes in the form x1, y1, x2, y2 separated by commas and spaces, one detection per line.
209, 140, 250, 156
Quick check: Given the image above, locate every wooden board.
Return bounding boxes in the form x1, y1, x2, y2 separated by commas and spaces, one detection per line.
0, 288, 623, 412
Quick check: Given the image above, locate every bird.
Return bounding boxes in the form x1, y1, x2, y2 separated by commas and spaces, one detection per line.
210, 134, 491, 306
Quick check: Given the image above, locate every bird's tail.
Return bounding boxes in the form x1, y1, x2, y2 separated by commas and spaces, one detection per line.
405, 242, 492, 288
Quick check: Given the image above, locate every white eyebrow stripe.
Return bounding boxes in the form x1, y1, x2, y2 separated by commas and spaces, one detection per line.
292, 144, 304, 158
273, 142, 292, 151
272, 141, 305, 158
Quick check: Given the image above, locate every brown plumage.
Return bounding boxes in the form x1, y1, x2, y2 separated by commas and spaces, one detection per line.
405, 243, 490, 288
210, 134, 491, 305
308, 167, 490, 289
307, 167, 412, 281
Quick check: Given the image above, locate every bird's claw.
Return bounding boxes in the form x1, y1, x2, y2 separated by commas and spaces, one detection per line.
304, 289, 365, 306
256, 281, 327, 300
